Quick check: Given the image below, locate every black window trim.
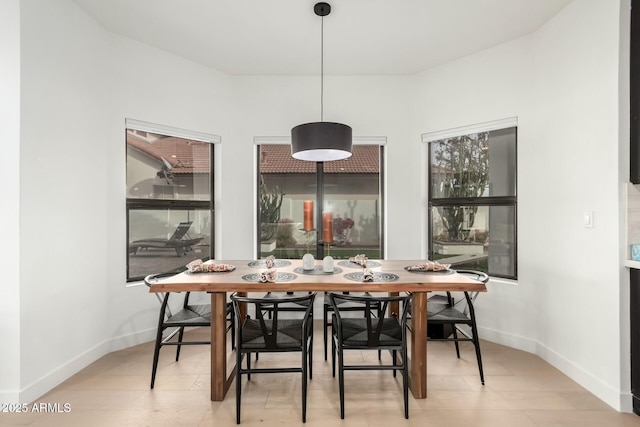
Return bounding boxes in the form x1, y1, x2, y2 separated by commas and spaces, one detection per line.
424, 118, 518, 280
125, 119, 218, 282
254, 138, 386, 260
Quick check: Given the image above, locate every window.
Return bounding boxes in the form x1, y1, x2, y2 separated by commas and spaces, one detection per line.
257, 142, 384, 260
425, 120, 517, 279
126, 119, 217, 281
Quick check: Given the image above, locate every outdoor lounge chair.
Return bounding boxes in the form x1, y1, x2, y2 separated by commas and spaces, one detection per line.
129, 221, 203, 257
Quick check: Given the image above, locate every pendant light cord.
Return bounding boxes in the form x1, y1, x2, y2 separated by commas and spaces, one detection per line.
320, 14, 324, 122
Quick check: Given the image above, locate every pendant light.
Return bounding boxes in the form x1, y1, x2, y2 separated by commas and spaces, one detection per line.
291, 2, 352, 162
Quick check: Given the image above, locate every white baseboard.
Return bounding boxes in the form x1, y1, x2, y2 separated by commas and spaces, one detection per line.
16, 328, 156, 404
620, 392, 634, 413
479, 325, 630, 413
477, 324, 538, 353
535, 339, 625, 412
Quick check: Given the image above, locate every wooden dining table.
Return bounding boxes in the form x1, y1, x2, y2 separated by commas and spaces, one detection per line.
147, 259, 487, 401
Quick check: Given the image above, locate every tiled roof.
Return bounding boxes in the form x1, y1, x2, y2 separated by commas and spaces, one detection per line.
259, 145, 379, 174
128, 133, 380, 174
127, 133, 210, 174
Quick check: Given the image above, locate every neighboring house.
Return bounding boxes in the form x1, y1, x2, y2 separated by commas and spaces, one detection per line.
259, 144, 381, 246
126, 130, 210, 200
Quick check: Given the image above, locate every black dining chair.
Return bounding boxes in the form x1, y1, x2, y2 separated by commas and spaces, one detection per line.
231, 292, 316, 424
258, 291, 314, 361
328, 292, 411, 419
425, 269, 489, 385
145, 272, 234, 389
322, 292, 383, 361
261, 291, 314, 318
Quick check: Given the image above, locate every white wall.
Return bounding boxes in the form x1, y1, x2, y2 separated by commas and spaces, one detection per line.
19, 0, 113, 401
0, 0, 22, 403
16, 0, 244, 402
411, 0, 627, 410
11, 0, 632, 412
619, 0, 632, 403
530, 0, 625, 410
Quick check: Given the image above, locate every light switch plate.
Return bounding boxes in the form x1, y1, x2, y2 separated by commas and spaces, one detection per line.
583, 211, 594, 228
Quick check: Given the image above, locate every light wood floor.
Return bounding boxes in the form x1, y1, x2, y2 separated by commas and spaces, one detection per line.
4, 321, 640, 426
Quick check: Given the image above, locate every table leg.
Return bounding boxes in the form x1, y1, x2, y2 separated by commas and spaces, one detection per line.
410, 292, 427, 398
210, 292, 229, 401
389, 292, 399, 317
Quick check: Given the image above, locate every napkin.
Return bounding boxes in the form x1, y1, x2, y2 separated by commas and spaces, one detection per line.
259, 268, 278, 283
349, 254, 368, 267
362, 268, 374, 282
265, 255, 276, 269
406, 260, 451, 272
186, 259, 235, 273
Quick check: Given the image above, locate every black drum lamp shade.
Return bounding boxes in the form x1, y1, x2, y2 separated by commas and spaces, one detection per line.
291, 2, 352, 162
291, 122, 352, 161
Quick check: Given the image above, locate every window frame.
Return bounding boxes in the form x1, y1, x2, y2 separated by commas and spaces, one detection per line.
254, 137, 386, 260
125, 119, 218, 282
423, 118, 518, 280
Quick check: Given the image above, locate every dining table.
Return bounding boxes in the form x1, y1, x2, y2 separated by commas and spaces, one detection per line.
147, 258, 487, 401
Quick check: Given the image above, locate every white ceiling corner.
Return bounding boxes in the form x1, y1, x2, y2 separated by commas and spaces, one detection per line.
72, 0, 572, 76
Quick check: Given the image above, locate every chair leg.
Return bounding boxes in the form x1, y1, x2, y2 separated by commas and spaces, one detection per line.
331, 333, 336, 377
452, 325, 461, 358
247, 351, 252, 381
338, 346, 345, 419
229, 310, 236, 350
402, 347, 409, 419
377, 305, 383, 361
302, 344, 308, 423
392, 349, 397, 378
150, 327, 164, 389
309, 333, 313, 380
175, 326, 185, 361
471, 323, 485, 385
323, 305, 329, 361
236, 353, 242, 424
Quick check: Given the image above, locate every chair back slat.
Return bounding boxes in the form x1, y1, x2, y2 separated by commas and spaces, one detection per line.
231, 293, 315, 350
168, 221, 193, 242
451, 270, 488, 316
328, 293, 410, 348
255, 301, 278, 349
145, 272, 182, 318
364, 300, 390, 347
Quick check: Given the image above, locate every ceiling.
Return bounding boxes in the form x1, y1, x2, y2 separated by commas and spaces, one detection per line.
72, 0, 572, 76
